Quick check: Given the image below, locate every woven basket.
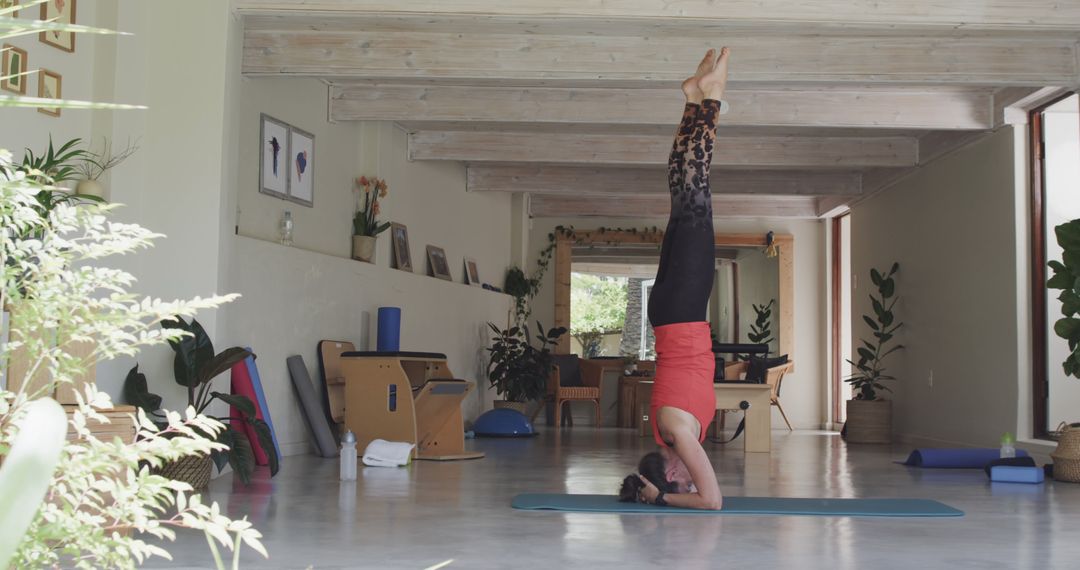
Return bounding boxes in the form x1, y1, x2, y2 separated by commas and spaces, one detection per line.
153, 455, 213, 489
845, 399, 893, 444
1051, 424, 1080, 483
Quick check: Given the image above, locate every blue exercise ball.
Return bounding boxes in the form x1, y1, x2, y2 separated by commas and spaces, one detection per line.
473, 408, 536, 437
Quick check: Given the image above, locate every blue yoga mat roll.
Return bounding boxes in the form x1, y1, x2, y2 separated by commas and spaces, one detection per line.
377, 307, 401, 352
900, 448, 1029, 469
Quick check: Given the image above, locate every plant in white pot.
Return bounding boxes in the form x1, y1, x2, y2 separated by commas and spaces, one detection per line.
352, 175, 390, 262
75, 137, 139, 199
845, 262, 903, 444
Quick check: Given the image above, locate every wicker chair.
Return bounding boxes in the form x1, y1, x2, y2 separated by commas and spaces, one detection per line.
532, 354, 604, 429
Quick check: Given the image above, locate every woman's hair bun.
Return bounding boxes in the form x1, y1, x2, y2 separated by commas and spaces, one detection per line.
618, 473, 644, 503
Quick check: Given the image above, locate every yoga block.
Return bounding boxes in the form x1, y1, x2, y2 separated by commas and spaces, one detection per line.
990, 466, 1044, 484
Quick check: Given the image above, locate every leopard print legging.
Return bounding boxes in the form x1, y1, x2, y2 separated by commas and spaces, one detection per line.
647, 99, 721, 328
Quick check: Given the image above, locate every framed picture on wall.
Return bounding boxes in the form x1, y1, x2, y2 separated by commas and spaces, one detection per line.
39, 0, 76, 53
464, 257, 480, 286
37, 69, 60, 117
427, 245, 452, 281
1, 44, 27, 94
259, 114, 290, 200
288, 126, 314, 207
391, 223, 412, 272
1, 1, 20, 18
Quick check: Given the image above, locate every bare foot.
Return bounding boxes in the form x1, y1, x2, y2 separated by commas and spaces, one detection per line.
681, 49, 715, 104
699, 46, 730, 102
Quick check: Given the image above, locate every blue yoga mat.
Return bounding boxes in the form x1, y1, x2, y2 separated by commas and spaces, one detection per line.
512, 494, 963, 517
244, 348, 282, 462
900, 448, 1029, 469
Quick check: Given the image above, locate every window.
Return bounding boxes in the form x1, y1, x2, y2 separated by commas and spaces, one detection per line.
1031, 93, 1080, 438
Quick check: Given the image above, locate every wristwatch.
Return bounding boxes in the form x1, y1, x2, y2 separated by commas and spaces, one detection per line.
654, 491, 668, 507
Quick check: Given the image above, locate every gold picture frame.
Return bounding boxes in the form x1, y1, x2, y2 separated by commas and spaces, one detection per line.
1, 1, 21, 18
464, 257, 480, 286
391, 222, 412, 272
39, 0, 76, 53
1, 43, 28, 94
37, 68, 60, 117
426, 245, 452, 281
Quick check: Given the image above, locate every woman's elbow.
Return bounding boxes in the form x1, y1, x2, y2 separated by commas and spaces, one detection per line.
702, 496, 723, 511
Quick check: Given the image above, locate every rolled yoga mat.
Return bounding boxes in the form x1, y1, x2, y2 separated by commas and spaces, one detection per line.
287, 355, 339, 458
899, 448, 1029, 469
512, 494, 963, 517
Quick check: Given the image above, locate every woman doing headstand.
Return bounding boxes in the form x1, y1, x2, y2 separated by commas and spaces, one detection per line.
618, 47, 730, 510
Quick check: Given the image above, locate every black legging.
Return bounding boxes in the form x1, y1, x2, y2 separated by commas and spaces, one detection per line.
647, 99, 721, 328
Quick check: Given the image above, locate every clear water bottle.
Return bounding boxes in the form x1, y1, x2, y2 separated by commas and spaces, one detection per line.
1000, 432, 1015, 459
340, 430, 357, 481
279, 210, 294, 246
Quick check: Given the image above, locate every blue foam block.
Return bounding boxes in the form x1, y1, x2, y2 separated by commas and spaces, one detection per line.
990, 466, 1044, 484
512, 494, 964, 517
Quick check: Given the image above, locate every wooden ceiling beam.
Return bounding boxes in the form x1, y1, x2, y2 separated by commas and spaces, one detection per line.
529, 194, 819, 218
243, 29, 1078, 86
467, 165, 863, 196
331, 84, 993, 130
235, 1, 1080, 31
411, 131, 917, 168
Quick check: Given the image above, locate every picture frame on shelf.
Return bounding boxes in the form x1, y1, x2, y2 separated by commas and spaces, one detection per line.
1, 43, 28, 94
288, 126, 314, 207
427, 245, 452, 281
39, 0, 76, 52
464, 257, 480, 286
259, 113, 290, 200
1, 1, 20, 18
36, 68, 60, 117
391, 222, 412, 272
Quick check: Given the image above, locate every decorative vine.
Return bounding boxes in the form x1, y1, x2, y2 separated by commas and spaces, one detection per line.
504, 224, 665, 326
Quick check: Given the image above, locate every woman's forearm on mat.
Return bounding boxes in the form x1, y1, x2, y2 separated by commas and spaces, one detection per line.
663, 491, 723, 510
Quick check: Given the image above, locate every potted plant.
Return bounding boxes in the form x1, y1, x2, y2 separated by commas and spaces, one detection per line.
124, 317, 280, 485
74, 137, 139, 198
845, 263, 903, 444
352, 175, 390, 262
486, 321, 567, 413
741, 299, 775, 360
1047, 219, 1080, 481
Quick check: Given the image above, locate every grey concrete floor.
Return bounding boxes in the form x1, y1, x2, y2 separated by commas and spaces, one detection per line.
150, 429, 1080, 569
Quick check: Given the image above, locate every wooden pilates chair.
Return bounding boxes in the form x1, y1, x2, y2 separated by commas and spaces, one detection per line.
716, 359, 795, 432
532, 354, 605, 429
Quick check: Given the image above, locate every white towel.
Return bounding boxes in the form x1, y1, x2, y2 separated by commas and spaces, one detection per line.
362, 439, 415, 467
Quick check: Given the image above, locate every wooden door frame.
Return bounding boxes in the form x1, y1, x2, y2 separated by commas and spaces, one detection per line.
553, 230, 795, 371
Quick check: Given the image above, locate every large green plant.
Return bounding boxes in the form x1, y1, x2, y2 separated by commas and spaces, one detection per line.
123, 318, 280, 484
0, 151, 266, 567
1048, 219, 1080, 378
741, 299, 775, 360
846, 263, 904, 400
486, 322, 566, 402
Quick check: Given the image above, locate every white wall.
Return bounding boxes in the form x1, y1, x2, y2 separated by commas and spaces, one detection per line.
850, 128, 1019, 447
220, 76, 514, 454
0, 0, 99, 161
527, 216, 827, 430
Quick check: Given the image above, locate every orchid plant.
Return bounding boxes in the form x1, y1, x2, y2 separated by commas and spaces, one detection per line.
353, 175, 391, 237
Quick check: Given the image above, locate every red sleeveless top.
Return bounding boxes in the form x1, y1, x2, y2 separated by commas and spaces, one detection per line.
650, 321, 716, 447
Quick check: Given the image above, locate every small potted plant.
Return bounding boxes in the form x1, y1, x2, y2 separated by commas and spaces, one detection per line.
352, 175, 390, 262
124, 317, 280, 486
75, 137, 139, 199
845, 263, 903, 444
486, 321, 566, 413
